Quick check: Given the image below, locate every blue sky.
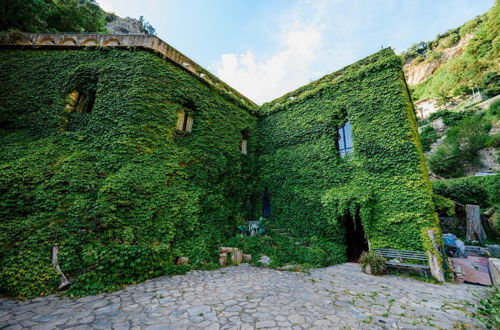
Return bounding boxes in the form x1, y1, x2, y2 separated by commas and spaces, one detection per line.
98, 0, 494, 104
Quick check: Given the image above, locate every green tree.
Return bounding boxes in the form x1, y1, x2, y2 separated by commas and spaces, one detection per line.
0, 0, 107, 33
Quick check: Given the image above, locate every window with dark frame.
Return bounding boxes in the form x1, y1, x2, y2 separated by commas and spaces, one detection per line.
241, 129, 249, 155
66, 89, 96, 114
338, 121, 353, 158
176, 110, 193, 133
76, 89, 96, 114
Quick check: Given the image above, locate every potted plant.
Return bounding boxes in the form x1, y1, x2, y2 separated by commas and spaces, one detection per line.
359, 250, 387, 275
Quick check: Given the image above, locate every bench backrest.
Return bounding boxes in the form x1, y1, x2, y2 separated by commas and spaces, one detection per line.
376, 248, 428, 261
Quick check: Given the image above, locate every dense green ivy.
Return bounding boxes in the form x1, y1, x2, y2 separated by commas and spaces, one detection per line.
0, 48, 257, 298
0, 46, 443, 298
255, 49, 441, 257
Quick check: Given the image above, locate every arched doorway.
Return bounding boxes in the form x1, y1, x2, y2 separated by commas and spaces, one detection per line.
343, 211, 368, 261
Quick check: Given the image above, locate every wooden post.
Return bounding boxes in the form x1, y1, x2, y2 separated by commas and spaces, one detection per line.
466, 204, 486, 243
52, 246, 70, 290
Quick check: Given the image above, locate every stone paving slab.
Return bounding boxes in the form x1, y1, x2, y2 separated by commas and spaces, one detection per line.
0, 263, 488, 329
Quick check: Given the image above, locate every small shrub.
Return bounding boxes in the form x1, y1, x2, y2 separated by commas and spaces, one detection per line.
428, 144, 463, 178
427, 51, 442, 62
489, 99, 500, 117
428, 109, 475, 127
441, 34, 460, 48
418, 119, 429, 127
420, 126, 439, 152
481, 73, 500, 98
359, 250, 387, 275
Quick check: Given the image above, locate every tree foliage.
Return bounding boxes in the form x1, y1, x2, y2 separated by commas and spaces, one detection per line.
420, 126, 439, 152
0, 0, 107, 33
428, 111, 498, 178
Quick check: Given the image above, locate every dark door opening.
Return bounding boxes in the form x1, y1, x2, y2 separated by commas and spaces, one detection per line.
262, 187, 271, 218
343, 212, 368, 261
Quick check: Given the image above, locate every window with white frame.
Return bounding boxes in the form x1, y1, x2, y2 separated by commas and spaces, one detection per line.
338, 121, 353, 158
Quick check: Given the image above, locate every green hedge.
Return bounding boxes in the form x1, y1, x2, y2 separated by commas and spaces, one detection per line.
432, 175, 500, 208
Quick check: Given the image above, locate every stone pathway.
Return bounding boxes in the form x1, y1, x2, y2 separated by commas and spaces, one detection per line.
0, 263, 488, 329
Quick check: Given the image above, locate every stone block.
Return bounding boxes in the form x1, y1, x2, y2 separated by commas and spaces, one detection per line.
219, 247, 238, 253
231, 250, 243, 265
219, 256, 227, 266
489, 258, 500, 286
176, 257, 189, 265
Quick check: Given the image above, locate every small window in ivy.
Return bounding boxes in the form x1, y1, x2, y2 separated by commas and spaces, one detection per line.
338, 121, 353, 158
176, 110, 193, 133
66, 89, 96, 114
241, 129, 249, 155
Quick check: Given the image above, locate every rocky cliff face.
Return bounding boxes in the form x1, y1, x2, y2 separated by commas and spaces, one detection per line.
403, 33, 473, 86
105, 17, 144, 35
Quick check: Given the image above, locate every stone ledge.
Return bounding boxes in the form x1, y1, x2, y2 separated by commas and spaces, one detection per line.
0, 32, 255, 108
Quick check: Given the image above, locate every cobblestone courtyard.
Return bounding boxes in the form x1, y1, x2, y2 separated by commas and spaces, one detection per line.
0, 263, 489, 329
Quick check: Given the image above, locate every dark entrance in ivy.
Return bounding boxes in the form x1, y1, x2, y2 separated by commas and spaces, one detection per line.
343, 212, 368, 261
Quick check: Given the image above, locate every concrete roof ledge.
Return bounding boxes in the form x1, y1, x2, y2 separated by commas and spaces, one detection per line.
0, 32, 255, 108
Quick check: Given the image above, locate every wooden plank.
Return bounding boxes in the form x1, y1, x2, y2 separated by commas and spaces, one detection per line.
386, 262, 430, 269
377, 251, 427, 257
377, 250, 426, 256
379, 254, 427, 258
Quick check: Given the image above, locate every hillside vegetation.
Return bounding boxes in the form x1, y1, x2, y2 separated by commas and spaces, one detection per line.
403, 1, 499, 104
423, 102, 499, 178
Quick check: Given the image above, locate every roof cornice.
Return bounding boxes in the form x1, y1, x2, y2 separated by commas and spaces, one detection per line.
0, 32, 256, 108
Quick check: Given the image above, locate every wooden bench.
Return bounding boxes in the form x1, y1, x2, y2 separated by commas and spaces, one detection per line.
464, 245, 488, 256
376, 248, 430, 276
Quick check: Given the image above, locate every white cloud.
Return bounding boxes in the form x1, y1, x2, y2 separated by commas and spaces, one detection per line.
212, 5, 325, 104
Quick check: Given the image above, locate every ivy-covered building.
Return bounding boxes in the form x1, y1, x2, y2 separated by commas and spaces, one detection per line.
0, 33, 443, 298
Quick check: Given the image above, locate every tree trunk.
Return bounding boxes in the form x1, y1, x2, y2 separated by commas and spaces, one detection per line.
466, 204, 486, 243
